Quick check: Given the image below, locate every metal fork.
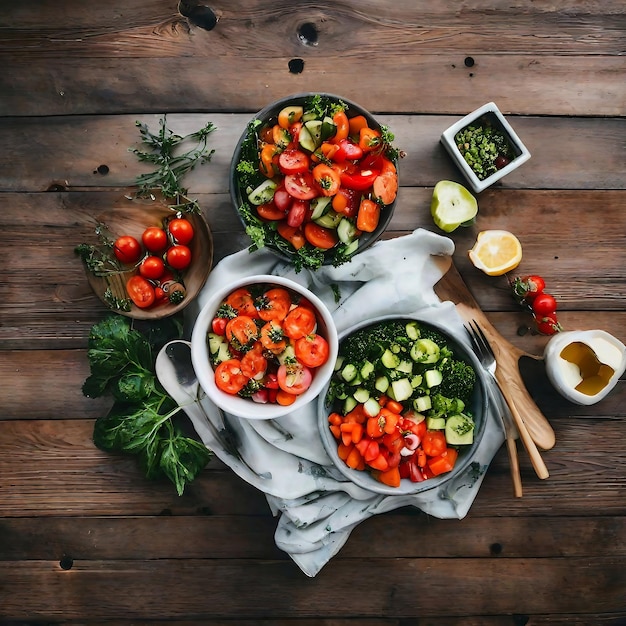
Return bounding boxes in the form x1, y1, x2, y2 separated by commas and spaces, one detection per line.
466, 320, 549, 484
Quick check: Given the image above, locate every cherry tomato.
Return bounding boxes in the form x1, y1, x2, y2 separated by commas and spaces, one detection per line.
536, 313, 561, 335
278, 149, 310, 175
260, 319, 287, 353
273, 186, 293, 213
284, 171, 318, 200
312, 163, 341, 197
211, 317, 228, 335
277, 362, 313, 395
154, 286, 168, 306
332, 138, 364, 163
240, 344, 267, 379
257, 201, 287, 221
257, 287, 292, 322
113, 235, 142, 264
514, 274, 546, 301
142, 226, 168, 253
214, 359, 248, 395
286, 199, 309, 228
283, 306, 317, 340
168, 218, 194, 245
225, 288, 259, 318
139, 255, 165, 280
304, 222, 339, 250
225, 316, 259, 350
294, 333, 329, 368
166, 244, 192, 270
126, 275, 155, 308
532, 292, 558, 317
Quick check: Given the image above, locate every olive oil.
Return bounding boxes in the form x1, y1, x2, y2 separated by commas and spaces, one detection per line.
559, 342, 615, 396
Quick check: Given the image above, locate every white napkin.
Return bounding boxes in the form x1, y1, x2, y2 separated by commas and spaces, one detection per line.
185, 229, 505, 577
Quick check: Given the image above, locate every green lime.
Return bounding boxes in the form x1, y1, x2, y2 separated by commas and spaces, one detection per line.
430, 180, 478, 233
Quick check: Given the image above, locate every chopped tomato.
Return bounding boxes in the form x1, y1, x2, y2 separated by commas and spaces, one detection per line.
286, 199, 309, 228
294, 333, 330, 368
277, 362, 312, 395
257, 201, 287, 221
331, 187, 360, 217
284, 171, 318, 200
276, 222, 306, 250
214, 359, 248, 395
312, 142, 339, 163
332, 138, 364, 163
257, 287, 292, 321
356, 198, 381, 233
304, 222, 338, 249
378, 466, 401, 488
428, 448, 459, 476
422, 430, 448, 458
278, 149, 310, 175
373, 171, 398, 205
358, 127, 382, 153
312, 163, 341, 197
225, 288, 259, 317
283, 306, 316, 339
273, 186, 293, 212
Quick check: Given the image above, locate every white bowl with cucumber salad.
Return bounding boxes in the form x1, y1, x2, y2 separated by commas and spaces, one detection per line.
318, 316, 489, 496
229, 93, 399, 272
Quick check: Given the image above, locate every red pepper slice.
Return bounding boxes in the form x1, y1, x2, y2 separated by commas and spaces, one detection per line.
340, 168, 380, 191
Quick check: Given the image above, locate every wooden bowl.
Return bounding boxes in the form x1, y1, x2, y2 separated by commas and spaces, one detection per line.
85, 193, 213, 320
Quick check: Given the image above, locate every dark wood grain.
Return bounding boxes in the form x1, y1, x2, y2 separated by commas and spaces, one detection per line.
1, 0, 625, 622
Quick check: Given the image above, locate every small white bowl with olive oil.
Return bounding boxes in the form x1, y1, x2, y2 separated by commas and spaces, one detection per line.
544, 330, 626, 405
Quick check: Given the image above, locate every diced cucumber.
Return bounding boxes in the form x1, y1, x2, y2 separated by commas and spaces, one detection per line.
360, 360, 375, 379
277, 344, 295, 364
414, 395, 432, 412
396, 359, 413, 375
445, 414, 475, 445
349, 374, 363, 386
375, 376, 390, 393
426, 416, 446, 430
310, 196, 332, 220
410, 338, 441, 363
405, 321, 420, 340
425, 369, 443, 388
337, 218, 357, 244
343, 396, 358, 414
208, 332, 224, 355
381, 349, 400, 369
341, 362, 358, 382
353, 387, 370, 403
334, 355, 345, 371
410, 374, 423, 388
298, 125, 316, 152
320, 116, 337, 141
363, 397, 381, 418
342, 239, 359, 256
302, 111, 317, 123
304, 120, 323, 147
248, 179, 277, 205
315, 210, 342, 229
215, 341, 231, 364
391, 378, 413, 402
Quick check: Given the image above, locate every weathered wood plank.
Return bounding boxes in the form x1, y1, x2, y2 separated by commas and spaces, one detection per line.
1, 514, 624, 561
0, 417, 624, 517
0, 115, 624, 191
0, 557, 624, 620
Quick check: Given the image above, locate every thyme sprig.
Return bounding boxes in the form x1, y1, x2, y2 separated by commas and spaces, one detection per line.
129, 115, 217, 213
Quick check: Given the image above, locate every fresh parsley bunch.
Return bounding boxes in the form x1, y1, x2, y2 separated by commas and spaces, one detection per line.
84, 315, 212, 495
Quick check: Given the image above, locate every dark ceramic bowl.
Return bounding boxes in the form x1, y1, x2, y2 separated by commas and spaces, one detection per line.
317, 315, 489, 496
230, 93, 398, 271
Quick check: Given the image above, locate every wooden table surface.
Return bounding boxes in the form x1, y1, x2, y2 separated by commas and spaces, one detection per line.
1, 1, 625, 623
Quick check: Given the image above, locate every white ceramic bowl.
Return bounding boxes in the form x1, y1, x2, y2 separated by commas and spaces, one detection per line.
191, 274, 338, 419
440, 102, 531, 193
317, 315, 489, 496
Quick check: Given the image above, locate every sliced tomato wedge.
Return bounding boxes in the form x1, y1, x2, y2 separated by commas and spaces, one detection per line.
278, 149, 310, 175
284, 171, 318, 200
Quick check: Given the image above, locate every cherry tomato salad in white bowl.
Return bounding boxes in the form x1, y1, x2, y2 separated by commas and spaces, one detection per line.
191, 275, 339, 420
230, 93, 400, 272
318, 316, 489, 495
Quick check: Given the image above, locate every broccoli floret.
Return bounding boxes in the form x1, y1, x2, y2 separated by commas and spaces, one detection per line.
429, 393, 465, 419
437, 358, 476, 405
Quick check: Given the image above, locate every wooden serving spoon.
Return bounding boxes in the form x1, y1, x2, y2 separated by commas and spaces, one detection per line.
434, 257, 556, 451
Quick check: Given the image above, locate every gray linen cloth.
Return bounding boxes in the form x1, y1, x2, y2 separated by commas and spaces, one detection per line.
184, 228, 505, 576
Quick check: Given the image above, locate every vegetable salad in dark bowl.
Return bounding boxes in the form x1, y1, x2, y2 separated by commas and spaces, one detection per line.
318, 316, 489, 496
230, 93, 400, 272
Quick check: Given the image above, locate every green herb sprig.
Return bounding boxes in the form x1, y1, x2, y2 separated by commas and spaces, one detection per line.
130, 115, 217, 213
85, 315, 212, 495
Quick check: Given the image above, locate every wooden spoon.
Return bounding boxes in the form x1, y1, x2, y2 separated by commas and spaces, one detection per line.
434, 258, 556, 451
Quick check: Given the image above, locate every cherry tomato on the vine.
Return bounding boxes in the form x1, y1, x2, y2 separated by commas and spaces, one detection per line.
113, 235, 142, 264
532, 292, 558, 317
142, 226, 168, 253
166, 244, 192, 270
168, 218, 194, 245
514, 274, 546, 301
139, 255, 166, 280
536, 313, 561, 336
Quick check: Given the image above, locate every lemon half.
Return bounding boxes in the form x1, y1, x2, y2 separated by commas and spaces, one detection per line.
469, 230, 522, 276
